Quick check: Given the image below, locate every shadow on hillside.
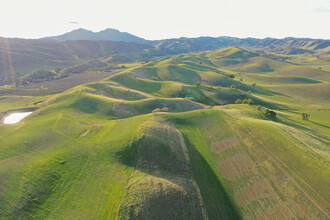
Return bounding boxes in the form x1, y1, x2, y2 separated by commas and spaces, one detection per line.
115, 134, 242, 220
184, 136, 242, 220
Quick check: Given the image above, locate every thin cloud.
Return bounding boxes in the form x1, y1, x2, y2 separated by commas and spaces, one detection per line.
69, 21, 79, 24
312, 6, 330, 13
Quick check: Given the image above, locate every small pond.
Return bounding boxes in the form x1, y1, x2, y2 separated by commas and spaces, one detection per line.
3, 112, 33, 124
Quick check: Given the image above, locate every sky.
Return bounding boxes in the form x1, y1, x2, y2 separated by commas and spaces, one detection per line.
0, 0, 329, 40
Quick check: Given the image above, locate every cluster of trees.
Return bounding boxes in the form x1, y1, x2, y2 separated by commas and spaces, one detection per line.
152, 107, 169, 113
235, 98, 278, 118
225, 73, 235, 78
235, 99, 254, 105
301, 113, 310, 120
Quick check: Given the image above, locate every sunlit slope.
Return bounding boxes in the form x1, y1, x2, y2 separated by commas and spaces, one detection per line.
0, 46, 329, 219
107, 57, 273, 107
0, 106, 150, 219
1, 99, 328, 219
206, 47, 330, 81
243, 75, 322, 85
168, 106, 329, 219
266, 82, 330, 101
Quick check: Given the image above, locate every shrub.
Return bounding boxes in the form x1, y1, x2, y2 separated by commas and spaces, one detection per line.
240, 77, 243, 81
268, 111, 276, 118
225, 73, 235, 78
195, 81, 201, 86
252, 83, 256, 87
247, 99, 254, 105
263, 108, 269, 115
161, 107, 169, 112
230, 85, 237, 89
263, 108, 276, 118
152, 107, 169, 113
301, 113, 310, 120
235, 99, 242, 104
256, 105, 261, 110
152, 108, 161, 113
242, 99, 249, 104
248, 90, 252, 94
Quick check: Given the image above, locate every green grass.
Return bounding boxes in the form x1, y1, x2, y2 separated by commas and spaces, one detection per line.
266, 82, 330, 102
168, 106, 329, 219
0, 46, 329, 219
244, 74, 322, 85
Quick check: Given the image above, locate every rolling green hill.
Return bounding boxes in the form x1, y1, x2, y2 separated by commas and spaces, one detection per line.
0, 47, 329, 219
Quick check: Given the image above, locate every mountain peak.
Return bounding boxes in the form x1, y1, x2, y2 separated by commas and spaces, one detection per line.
41, 28, 146, 43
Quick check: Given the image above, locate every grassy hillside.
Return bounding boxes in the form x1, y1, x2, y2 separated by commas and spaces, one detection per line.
0, 46, 329, 219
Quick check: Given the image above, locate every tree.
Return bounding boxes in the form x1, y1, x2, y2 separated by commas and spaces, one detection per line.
263, 108, 276, 118
230, 84, 237, 89
252, 83, 256, 87
256, 105, 261, 110
242, 99, 249, 104
247, 99, 254, 105
235, 99, 242, 104
54, 67, 62, 73
268, 110, 276, 118
152, 107, 169, 113
161, 107, 169, 112
301, 113, 310, 120
152, 108, 161, 113
225, 73, 235, 78
263, 108, 269, 115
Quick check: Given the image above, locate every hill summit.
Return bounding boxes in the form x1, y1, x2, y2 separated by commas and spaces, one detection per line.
41, 28, 146, 43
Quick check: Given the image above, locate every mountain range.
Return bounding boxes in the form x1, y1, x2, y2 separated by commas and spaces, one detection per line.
0, 28, 329, 84
40, 28, 330, 56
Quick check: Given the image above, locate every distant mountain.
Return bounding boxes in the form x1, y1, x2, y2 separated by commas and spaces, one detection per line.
41, 28, 146, 43
0, 37, 152, 83
1, 29, 330, 84
233, 38, 330, 55
151, 37, 330, 57
40, 28, 330, 57
148, 36, 238, 55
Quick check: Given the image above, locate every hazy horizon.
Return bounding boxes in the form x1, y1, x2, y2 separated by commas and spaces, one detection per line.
1, 0, 329, 40
2, 27, 330, 41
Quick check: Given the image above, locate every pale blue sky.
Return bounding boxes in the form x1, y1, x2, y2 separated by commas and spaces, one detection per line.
1, 0, 329, 39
